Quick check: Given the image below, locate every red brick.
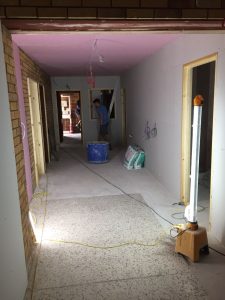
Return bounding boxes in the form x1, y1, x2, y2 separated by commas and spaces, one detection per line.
196, 0, 221, 8
68, 7, 96, 18
52, 0, 81, 6
112, 0, 139, 7
155, 8, 181, 18
98, 8, 126, 18
21, 0, 51, 6
6, 6, 37, 18
182, 8, 207, 18
127, 8, 154, 18
208, 9, 225, 18
83, 0, 111, 7
169, 0, 195, 8
141, 0, 168, 8
38, 7, 67, 18
0, 0, 19, 5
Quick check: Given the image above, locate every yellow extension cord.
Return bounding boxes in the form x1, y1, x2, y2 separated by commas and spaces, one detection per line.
40, 235, 166, 249
30, 190, 167, 250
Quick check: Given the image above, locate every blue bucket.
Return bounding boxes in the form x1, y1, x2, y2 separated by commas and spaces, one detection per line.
87, 142, 109, 164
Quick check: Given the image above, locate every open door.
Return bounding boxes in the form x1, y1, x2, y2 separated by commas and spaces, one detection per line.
27, 78, 45, 186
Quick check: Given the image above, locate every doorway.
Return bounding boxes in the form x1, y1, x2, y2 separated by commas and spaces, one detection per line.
39, 84, 50, 163
56, 91, 82, 144
181, 54, 217, 228
121, 88, 127, 146
27, 78, 46, 185
192, 62, 215, 208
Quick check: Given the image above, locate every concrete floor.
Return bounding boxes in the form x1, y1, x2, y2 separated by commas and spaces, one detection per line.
27, 136, 225, 300
64, 132, 82, 143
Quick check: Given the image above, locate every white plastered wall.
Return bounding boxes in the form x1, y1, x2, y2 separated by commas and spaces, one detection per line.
0, 24, 27, 300
122, 34, 225, 245
51, 76, 122, 148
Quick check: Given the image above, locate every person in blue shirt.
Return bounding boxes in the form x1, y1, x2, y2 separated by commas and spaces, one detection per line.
93, 98, 112, 149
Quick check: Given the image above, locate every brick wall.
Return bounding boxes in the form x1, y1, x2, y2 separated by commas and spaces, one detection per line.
2, 25, 55, 271
2, 25, 35, 268
20, 49, 55, 189
0, 0, 225, 19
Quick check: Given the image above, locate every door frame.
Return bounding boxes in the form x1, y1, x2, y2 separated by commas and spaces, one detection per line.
3, 19, 225, 32
181, 53, 217, 213
27, 78, 46, 185
56, 90, 83, 144
39, 84, 50, 163
121, 88, 127, 146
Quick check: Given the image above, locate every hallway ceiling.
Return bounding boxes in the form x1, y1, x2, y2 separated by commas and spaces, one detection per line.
12, 33, 177, 76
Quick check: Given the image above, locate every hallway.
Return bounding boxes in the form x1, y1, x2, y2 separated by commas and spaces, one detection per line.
2, 3, 225, 299
27, 138, 225, 300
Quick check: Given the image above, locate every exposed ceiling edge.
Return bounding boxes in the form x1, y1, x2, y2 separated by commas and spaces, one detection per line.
2, 19, 225, 33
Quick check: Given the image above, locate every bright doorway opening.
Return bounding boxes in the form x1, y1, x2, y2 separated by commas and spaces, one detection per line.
56, 91, 82, 145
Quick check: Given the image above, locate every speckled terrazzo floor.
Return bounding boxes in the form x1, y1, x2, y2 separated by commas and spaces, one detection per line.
26, 138, 225, 300
29, 192, 207, 300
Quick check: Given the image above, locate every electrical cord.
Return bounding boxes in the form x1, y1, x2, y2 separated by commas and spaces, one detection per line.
172, 202, 185, 206
170, 228, 188, 239
30, 149, 225, 258
26, 148, 225, 300
30, 178, 168, 250
209, 246, 225, 257
171, 212, 186, 220
61, 148, 225, 257
171, 203, 207, 220
172, 202, 207, 211
41, 234, 166, 249
62, 148, 174, 226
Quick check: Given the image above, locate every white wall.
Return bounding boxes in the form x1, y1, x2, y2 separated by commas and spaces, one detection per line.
0, 24, 27, 300
122, 34, 225, 245
51, 76, 122, 148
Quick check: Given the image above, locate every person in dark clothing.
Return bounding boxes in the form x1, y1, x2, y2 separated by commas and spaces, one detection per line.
93, 98, 112, 149
75, 100, 81, 130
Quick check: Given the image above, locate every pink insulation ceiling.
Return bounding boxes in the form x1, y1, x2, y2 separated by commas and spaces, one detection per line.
12, 32, 178, 76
